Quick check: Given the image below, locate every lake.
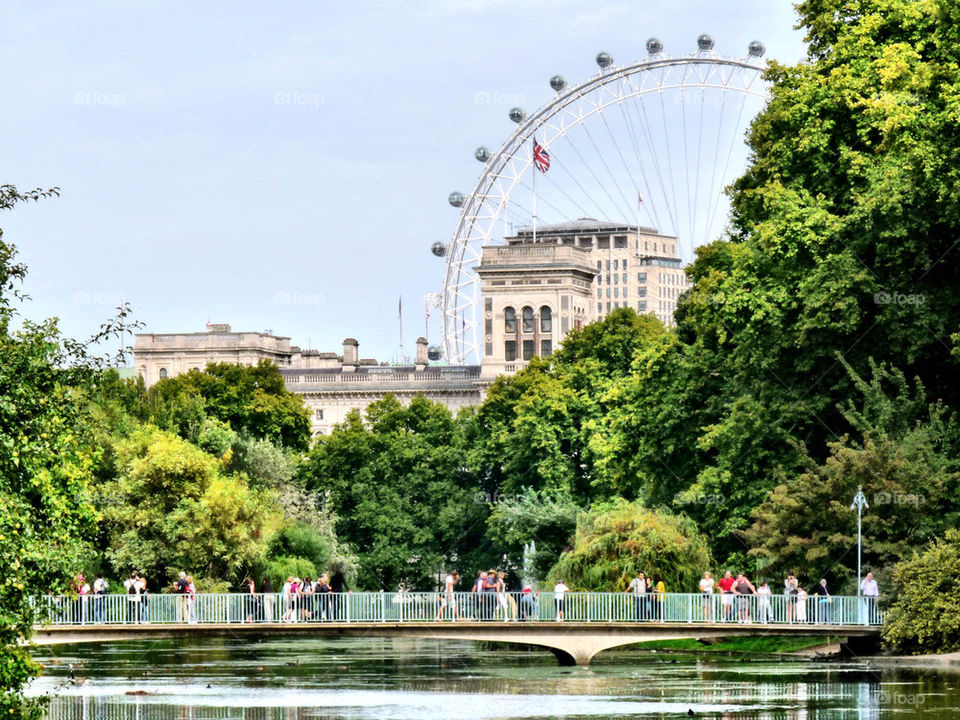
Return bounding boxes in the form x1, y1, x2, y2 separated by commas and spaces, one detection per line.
28, 636, 959, 718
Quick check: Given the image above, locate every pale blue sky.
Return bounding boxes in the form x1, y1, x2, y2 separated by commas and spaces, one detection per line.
1, 1, 806, 361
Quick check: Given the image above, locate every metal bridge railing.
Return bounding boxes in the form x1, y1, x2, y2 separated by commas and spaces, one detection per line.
33, 591, 884, 627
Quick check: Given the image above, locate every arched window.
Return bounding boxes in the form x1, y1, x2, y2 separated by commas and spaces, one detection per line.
504, 306, 517, 333
539, 306, 552, 333
522, 306, 535, 333
159, 368, 168, 380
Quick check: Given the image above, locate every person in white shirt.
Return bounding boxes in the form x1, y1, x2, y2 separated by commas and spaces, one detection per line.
860, 572, 879, 624
625, 572, 647, 621
795, 586, 808, 623
553, 580, 569, 621
756, 581, 772, 623
124, 572, 142, 624
699, 572, 715, 622
436, 570, 461, 621
92, 576, 108, 623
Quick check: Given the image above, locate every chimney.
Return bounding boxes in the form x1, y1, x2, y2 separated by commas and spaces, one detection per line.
415, 336, 429, 371
342, 338, 359, 372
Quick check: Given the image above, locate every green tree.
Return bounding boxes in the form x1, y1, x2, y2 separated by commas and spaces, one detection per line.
467, 309, 665, 504
882, 529, 960, 654
144, 361, 310, 451
743, 364, 960, 590
0, 185, 108, 719
98, 425, 277, 585
548, 500, 712, 592
302, 395, 491, 589
486, 489, 581, 581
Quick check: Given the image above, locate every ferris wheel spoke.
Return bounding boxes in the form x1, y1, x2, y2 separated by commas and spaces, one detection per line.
705, 87, 751, 245
692, 82, 708, 251
615, 92, 662, 232
579, 121, 635, 221
626, 87, 678, 236
555, 132, 622, 221
542, 149, 613, 221
702, 87, 732, 246
598, 95, 646, 221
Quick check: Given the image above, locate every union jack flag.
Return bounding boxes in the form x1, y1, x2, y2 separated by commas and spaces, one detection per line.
533, 138, 550, 173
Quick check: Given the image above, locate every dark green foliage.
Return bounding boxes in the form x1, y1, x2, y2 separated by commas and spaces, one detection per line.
144, 361, 311, 451
302, 395, 493, 590
267, 523, 334, 574
486, 490, 581, 581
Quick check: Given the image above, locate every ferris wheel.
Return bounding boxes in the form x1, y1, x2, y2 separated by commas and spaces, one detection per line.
432, 35, 770, 365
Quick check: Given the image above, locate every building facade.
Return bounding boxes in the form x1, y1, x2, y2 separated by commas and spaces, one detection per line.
477, 219, 689, 375
134, 324, 298, 387
134, 330, 486, 437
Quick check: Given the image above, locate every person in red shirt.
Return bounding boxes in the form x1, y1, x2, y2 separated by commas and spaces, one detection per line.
716, 571, 737, 622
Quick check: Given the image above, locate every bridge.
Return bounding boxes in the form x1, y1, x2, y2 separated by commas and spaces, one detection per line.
32, 591, 883, 666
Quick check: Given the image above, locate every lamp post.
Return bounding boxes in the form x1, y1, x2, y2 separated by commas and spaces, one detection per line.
851, 486, 869, 596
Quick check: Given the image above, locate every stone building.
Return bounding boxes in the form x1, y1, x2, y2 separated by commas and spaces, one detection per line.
134, 328, 485, 437
134, 324, 297, 387
476, 219, 689, 375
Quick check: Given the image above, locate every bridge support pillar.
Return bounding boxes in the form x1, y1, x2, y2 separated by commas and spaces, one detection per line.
548, 646, 593, 667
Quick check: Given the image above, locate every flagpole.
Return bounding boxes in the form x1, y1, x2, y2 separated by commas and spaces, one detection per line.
532, 143, 537, 244
399, 296, 403, 358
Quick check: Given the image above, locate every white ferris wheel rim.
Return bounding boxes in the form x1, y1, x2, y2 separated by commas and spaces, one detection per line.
442, 51, 769, 365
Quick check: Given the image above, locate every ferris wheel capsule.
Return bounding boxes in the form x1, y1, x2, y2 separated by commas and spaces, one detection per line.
431, 242, 447, 258
448, 191, 464, 207
697, 34, 714, 51
474, 146, 491, 162
646, 38, 663, 55
508, 107, 526, 123
427, 346, 443, 361
549, 75, 567, 92
596, 52, 613, 69
748, 40, 766, 57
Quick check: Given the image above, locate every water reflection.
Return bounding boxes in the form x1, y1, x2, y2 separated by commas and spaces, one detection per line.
30, 637, 959, 719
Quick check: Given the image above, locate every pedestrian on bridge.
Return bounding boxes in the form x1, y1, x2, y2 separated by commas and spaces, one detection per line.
815, 579, 831, 624
124, 572, 144, 624
262, 578, 275, 622
436, 570, 461, 622
553, 579, 569, 621
187, 576, 197, 623
653, 577, 666, 621
316, 574, 333, 621
520, 587, 538, 621
481, 570, 498, 621
785, 575, 798, 622
860, 572, 879, 624
626, 571, 647, 621
734, 574, 756, 623
174, 572, 190, 623
717, 571, 736, 622
699, 572, 714, 622
756, 581, 773, 623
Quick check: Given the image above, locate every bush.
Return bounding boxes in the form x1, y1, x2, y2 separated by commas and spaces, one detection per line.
882, 530, 960, 655
267, 524, 334, 574
265, 556, 318, 588
548, 500, 712, 592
